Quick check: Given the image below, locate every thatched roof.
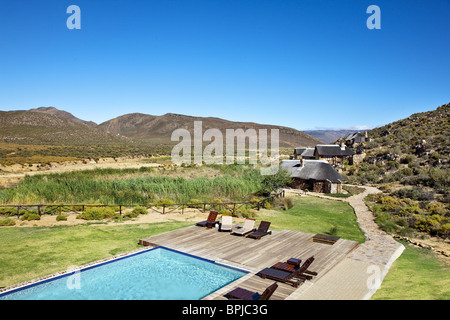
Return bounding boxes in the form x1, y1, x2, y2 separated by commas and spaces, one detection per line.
315, 144, 354, 157
280, 160, 343, 183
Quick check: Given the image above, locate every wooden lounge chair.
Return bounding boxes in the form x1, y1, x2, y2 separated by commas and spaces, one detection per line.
226, 282, 278, 300
257, 267, 305, 288
312, 234, 340, 245
258, 256, 316, 287
246, 221, 272, 239
271, 256, 317, 280
219, 215, 233, 232
196, 211, 219, 228
231, 218, 255, 236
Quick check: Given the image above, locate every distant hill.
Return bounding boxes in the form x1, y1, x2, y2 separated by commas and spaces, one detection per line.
0, 107, 323, 157
29, 107, 97, 127
0, 110, 128, 145
98, 112, 324, 148
304, 129, 362, 144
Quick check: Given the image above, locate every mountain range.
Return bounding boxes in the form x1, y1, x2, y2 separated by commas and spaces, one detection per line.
303, 129, 366, 144
0, 107, 325, 148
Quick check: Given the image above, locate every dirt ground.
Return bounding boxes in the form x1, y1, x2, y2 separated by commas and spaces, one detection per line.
6, 208, 249, 228
7, 208, 200, 228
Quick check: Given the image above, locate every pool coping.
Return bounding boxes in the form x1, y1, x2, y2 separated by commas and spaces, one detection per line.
0, 245, 250, 299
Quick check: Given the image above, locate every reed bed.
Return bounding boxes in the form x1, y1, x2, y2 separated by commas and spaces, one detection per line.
0, 165, 264, 205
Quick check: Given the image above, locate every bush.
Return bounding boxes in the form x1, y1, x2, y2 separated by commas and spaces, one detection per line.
282, 197, 294, 210
123, 206, 147, 219
414, 214, 449, 237
0, 207, 17, 217
20, 211, 41, 221
247, 197, 262, 209
400, 155, 414, 164
132, 206, 148, 215
155, 199, 175, 208
77, 207, 119, 220
374, 211, 399, 234
0, 218, 16, 226
399, 167, 413, 177
273, 197, 294, 211
379, 196, 401, 212
123, 211, 139, 219
438, 223, 450, 238
187, 199, 204, 209
235, 205, 256, 218
392, 188, 422, 201
259, 169, 292, 195
56, 215, 67, 221
426, 202, 447, 215
398, 203, 422, 216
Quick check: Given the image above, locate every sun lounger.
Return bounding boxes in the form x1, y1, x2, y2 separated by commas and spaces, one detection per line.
226, 282, 278, 300
257, 267, 305, 288
272, 262, 298, 273
312, 234, 340, 245
246, 221, 272, 239
231, 218, 255, 236
219, 215, 233, 232
271, 256, 317, 280
196, 211, 219, 228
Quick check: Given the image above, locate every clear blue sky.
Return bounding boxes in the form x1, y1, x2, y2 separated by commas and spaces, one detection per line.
0, 0, 449, 131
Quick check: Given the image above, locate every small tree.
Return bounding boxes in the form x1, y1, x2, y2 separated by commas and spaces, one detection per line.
259, 169, 292, 196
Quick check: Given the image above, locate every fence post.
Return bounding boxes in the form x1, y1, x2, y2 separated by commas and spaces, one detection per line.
203, 203, 206, 213
119, 205, 122, 215
163, 204, 166, 214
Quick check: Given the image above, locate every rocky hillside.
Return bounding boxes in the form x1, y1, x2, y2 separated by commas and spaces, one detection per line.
346, 102, 449, 188
344, 102, 449, 239
368, 103, 449, 166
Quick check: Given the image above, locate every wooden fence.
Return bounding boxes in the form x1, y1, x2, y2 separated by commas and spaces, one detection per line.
0, 190, 285, 218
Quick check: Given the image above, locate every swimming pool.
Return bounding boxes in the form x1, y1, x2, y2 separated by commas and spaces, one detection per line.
0, 247, 247, 300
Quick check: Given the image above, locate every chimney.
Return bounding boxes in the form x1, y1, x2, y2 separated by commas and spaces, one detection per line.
340, 142, 346, 151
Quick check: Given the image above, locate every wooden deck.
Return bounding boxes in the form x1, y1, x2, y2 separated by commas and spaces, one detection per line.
139, 225, 359, 300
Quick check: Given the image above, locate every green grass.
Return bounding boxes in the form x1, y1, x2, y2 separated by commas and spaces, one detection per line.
0, 221, 191, 288
259, 197, 366, 243
371, 242, 450, 300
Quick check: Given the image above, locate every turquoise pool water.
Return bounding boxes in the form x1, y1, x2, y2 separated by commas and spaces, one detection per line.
0, 247, 247, 300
